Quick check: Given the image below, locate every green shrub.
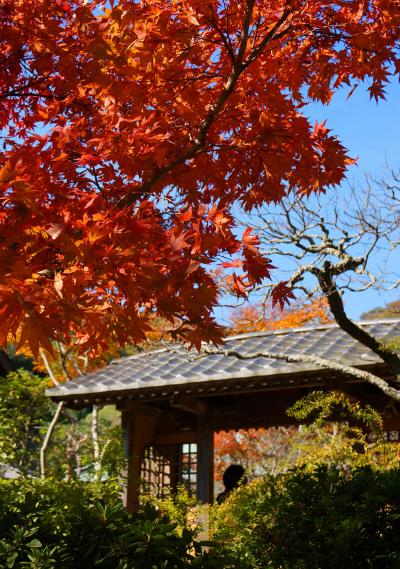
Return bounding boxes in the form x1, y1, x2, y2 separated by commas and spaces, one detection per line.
142, 485, 200, 537
211, 466, 400, 569
0, 478, 220, 568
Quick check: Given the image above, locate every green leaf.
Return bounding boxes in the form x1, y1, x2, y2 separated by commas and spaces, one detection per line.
6, 553, 18, 569
26, 539, 42, 548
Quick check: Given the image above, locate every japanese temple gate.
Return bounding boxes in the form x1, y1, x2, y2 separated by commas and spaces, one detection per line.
47, 320, 400, 512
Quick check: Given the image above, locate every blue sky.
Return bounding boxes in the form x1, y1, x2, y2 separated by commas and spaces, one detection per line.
310, 80, 399, 179
218, 80, 400, 325
307, 80, 400, 320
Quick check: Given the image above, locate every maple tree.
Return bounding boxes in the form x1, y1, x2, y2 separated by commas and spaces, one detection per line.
1, 1, 399, 355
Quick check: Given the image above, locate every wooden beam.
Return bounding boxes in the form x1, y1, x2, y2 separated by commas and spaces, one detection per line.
119, 400, 167, 416
170, 396, 207, 415
153, 431, 198, 445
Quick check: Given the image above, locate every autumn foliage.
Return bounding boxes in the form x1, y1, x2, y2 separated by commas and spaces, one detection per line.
228, 297, 332, 334
1, 1, 399, 354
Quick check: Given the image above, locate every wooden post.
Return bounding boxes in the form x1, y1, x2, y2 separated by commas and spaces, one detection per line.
196, 414, 214, 503
121, 404, 159, 513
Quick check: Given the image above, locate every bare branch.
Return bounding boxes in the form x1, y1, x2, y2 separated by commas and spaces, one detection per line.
241, 174, 400, 385
203, 347, 400, 401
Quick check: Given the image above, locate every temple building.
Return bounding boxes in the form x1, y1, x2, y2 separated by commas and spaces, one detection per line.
47, 320, 400, 511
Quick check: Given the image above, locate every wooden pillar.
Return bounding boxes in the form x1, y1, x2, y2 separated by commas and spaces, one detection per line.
121, 404, 158, 513
196, 413, 214, 503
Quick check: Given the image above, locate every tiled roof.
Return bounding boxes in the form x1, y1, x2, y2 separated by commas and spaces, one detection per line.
47, 320, 400, 403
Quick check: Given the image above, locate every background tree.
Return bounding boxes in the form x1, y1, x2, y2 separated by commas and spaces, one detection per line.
1, 331, 125, 480
228, 297, 331, 334
0, 367, 122, 479
1, 0, 399, 354
361, 300, 400, 321
215, 427, 294, 484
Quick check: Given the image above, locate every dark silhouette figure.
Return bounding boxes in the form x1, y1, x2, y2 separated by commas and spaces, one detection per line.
216, 464, 246, 504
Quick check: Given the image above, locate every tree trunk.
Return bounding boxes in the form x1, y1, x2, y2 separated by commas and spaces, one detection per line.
92, 405, 101, 480
40, 401, 64, 478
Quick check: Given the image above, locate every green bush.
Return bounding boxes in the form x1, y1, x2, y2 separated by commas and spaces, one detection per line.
142, 485, 200, 537
211, 466, 400, 569
0, 478, 220, 568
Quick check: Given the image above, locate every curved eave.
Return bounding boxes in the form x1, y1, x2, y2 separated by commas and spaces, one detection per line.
47, 362, 389, 408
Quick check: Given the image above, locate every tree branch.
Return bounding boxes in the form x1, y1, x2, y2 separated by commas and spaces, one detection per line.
202, 347, 400, 401
118, 4, 293, 208
317, 262, 400, 378
251, 182, 400, 383
243, 8, 293, 69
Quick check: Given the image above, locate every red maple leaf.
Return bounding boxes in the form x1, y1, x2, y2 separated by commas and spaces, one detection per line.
0, 0, 398, 354
271, 281, 296, 311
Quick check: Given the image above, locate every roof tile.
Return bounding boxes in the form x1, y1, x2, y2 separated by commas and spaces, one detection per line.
47, 320, 400, 401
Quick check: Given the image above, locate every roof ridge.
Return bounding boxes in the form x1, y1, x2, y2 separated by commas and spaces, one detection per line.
224, 319, 400, 342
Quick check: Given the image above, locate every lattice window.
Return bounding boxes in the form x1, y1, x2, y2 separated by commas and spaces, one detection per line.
180, 443, 197, 495
385, 430, 400, 442
140, 446, 172, 498
140, 443, 198, 498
